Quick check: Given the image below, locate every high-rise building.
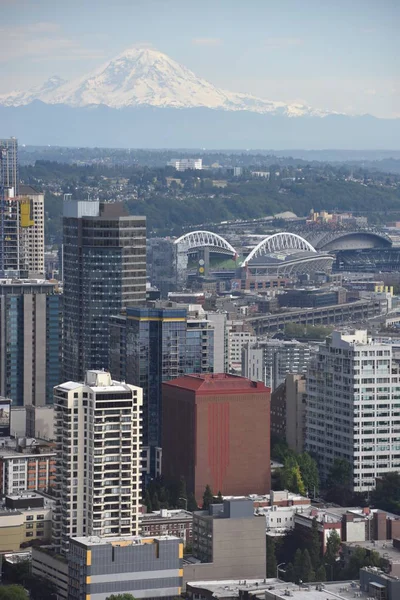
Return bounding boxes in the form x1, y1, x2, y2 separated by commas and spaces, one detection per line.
242, 339, 316, 390
18, 185, 45, 277
0, 279, 62, 407
109, 306, 215, 475
52, 370, 143, 555
162, 374, 271, 504
62, 199, 146, 381
0, 138, 18, 194
305, 330, 400, 492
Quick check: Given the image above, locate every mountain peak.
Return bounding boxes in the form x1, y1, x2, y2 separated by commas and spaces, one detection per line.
0, 47, 337, 117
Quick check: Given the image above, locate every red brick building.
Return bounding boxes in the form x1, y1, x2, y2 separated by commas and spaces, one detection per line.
162, 373, 271, 505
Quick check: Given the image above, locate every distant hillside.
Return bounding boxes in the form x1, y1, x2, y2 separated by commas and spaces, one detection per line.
1, 103, 399, 150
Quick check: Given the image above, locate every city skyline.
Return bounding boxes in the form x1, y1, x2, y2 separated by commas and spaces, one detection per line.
0, 0, 398, 118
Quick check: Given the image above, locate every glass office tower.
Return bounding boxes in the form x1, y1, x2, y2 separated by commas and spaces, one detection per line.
109, 307, 215, 475
62, 200, 146, 382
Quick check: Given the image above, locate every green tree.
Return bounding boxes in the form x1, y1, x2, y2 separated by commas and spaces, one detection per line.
325, 530, 341, 580
202, 484, 214, 509
144, 489, 152, 513
266, 536, 277, 578
178, 476, 187, 507
187, 493, 199, 512
309, 517, 321, 570
105, 595, 136, 600
326, 458, 352, 488
293, 548, 303, 583
0, 586, 29, 600
371, 472, 400, 514
152, 492, 160, 511
297, 453, 319, 496
25, 575, 57, 600
315, 565, 326, 581
283, 562, 295, 582
301, 549, 315, 583
216, 491, 224, 504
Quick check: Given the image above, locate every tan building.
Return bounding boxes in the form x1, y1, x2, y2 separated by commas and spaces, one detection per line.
0, 492, 53, 551
285, 373, 306, 453
19, 185, 45, 277
183, 499, 266, 587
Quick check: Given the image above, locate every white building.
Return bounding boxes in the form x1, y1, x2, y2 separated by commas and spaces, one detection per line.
306, 330, 400, 492
52, 370, 143, 554
242, 339, 316, 390
167, 158, 203, 171
19, 185, 45, 277
228, 328, 256, 373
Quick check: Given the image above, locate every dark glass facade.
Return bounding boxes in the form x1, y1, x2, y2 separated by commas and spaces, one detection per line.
63, 201, 146, 382
0, 281, 62, 406
109, 307, 214, 474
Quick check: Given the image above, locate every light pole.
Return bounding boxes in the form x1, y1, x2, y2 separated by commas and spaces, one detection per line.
179, 497, 188, 510
276, 562, 285, 580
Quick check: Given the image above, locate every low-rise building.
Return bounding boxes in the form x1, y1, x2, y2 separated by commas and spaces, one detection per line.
141, 508, 193, 545
32, 535, 184, 600
360, 566, 400, 600
0, 492, 53, 551
343, 539, 400, 578
183, 499, 266, 587
186, 579, 364, 600
0, 439, 56, 495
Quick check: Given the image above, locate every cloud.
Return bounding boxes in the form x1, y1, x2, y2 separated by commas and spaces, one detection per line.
0, 22, 102, 63
192, 38, 222, 47
264, 37, 303, 49
364, 88, 377, 96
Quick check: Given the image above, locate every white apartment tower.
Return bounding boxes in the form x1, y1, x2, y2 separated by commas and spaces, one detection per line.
53, 370, 142, 554
19, 185, 45, 277
306, 330, 400, 493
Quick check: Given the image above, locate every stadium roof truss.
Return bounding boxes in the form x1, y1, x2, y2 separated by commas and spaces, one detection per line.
242, 232, 316, 266
174, 230, 237, 256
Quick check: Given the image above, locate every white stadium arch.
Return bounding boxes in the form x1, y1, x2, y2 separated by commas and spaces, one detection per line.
242, 232, 316, 266
174, 230, 237, 256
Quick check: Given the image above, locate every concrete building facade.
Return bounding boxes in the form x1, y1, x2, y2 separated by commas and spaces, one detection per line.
0, 279, 62, 406
52, 370, 143, 554
162, 374, 270, 504
306, 330, 400, 491
242, 339, 315, 391
285, 373, 306, 453
183, 499, 266, 586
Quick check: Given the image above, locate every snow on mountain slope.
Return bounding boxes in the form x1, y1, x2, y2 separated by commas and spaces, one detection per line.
0, 76, 67, 107
0, 48, 336, 117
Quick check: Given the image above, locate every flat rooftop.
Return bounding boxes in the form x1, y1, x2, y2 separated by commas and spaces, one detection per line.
142, 509, 193, 522
187, 579, 370, 600
344, 539, 400, 564
163, 373, 269, 394
71, 534, 180, 547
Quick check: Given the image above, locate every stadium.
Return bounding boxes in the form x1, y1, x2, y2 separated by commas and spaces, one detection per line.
241, 232, 334, 276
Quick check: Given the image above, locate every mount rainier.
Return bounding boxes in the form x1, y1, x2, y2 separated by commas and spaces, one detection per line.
0, 47, 398, 149
0, 47, 334, 117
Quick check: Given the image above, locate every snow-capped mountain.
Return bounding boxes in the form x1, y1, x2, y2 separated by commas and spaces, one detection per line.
0, 75, 67, 107
0, 47, 335, 117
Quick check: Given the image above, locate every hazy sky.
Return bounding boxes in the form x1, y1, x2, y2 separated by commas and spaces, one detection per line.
1, 0, 398, 118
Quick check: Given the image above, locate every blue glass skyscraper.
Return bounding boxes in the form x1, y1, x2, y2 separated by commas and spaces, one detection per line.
62, 200, 146, 382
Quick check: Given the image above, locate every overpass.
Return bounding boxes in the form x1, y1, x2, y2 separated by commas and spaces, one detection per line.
245, 299, 384, 336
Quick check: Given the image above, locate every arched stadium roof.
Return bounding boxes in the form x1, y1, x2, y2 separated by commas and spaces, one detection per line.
242, 232, 316, 266
174, 230, 237, 256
